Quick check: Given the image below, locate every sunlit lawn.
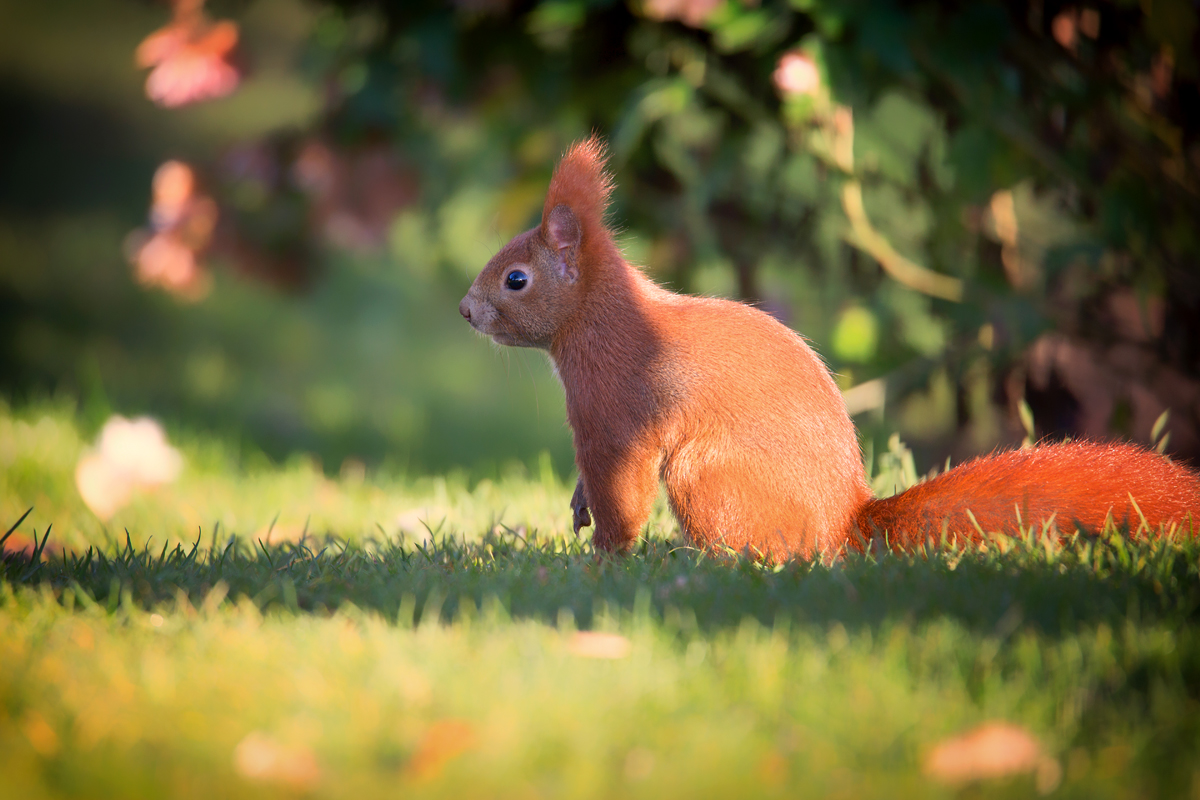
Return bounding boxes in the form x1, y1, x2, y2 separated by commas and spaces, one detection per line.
2, 400, 1199, 798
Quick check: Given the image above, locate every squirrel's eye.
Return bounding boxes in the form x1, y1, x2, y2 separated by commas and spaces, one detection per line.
505, 270, 529, 291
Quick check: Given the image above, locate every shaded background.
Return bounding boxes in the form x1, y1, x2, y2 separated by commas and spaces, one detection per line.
2, 0, 1198, 480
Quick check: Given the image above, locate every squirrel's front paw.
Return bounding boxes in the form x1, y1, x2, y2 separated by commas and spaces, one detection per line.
571, 480, 592, 535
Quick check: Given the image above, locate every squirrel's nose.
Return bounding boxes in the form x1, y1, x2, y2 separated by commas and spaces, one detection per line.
458, 299, 472, 321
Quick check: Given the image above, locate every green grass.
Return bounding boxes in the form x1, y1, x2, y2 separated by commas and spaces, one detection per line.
2, 401, 1200, 798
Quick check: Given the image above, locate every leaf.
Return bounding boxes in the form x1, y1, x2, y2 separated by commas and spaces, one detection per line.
856, 4, 915, 76
1018, 399, 1036, 445
705, 4, 780, 53
527, 1, 586, 50
1150, 409, 1170, 445
947, 124, 1018, 203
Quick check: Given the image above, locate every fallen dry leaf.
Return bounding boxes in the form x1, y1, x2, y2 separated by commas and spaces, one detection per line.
22, 713, 59, 757
924, 721, 1059, 790
567, 631, 632, 659
233, 731, 321, 790
406, 719, 476, 780
1, 532, 65, 562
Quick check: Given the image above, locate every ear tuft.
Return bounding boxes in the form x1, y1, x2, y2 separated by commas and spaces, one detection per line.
541, 135, 615, 267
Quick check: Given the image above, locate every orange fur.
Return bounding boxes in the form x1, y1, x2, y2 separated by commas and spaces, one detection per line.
856, 442, 1200, 551
461, 136, 1200, 560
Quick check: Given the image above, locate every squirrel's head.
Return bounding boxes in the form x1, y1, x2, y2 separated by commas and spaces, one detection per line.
459, 135, 615, 349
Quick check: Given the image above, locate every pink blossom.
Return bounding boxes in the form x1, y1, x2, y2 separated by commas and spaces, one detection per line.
642, 0, 722, 28
128, 160, 218, 300
136, 8, 240, 108
133, 231, 207, 296
774, 50, 821, 97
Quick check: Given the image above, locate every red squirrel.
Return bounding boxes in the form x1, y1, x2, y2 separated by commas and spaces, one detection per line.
459, 136, 1200, 560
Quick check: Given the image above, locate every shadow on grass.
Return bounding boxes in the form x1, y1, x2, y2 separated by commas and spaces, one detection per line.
4, 507, 1199, 638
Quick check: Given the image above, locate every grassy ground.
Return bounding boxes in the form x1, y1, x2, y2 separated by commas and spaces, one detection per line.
2, 401, 1200, 798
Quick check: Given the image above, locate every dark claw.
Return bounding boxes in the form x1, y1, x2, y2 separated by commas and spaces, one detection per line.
571, 480, 592, 535
572, 503, 592, 535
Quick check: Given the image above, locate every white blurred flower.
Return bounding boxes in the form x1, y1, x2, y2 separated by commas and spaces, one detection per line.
96, 417, 183, 486
75, 416, 183, 519
75, 454, 135, 521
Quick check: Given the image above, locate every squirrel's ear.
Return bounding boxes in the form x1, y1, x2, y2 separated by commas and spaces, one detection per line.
544, 204, 582, 283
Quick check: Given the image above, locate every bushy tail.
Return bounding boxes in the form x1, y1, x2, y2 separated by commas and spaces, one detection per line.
852, 441, 1200, 550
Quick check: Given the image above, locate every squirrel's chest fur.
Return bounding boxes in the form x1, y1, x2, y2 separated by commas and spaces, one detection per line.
550, 287, 690, 454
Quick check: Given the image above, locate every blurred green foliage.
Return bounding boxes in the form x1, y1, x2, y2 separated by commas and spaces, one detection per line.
2, 0, 1198, 476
